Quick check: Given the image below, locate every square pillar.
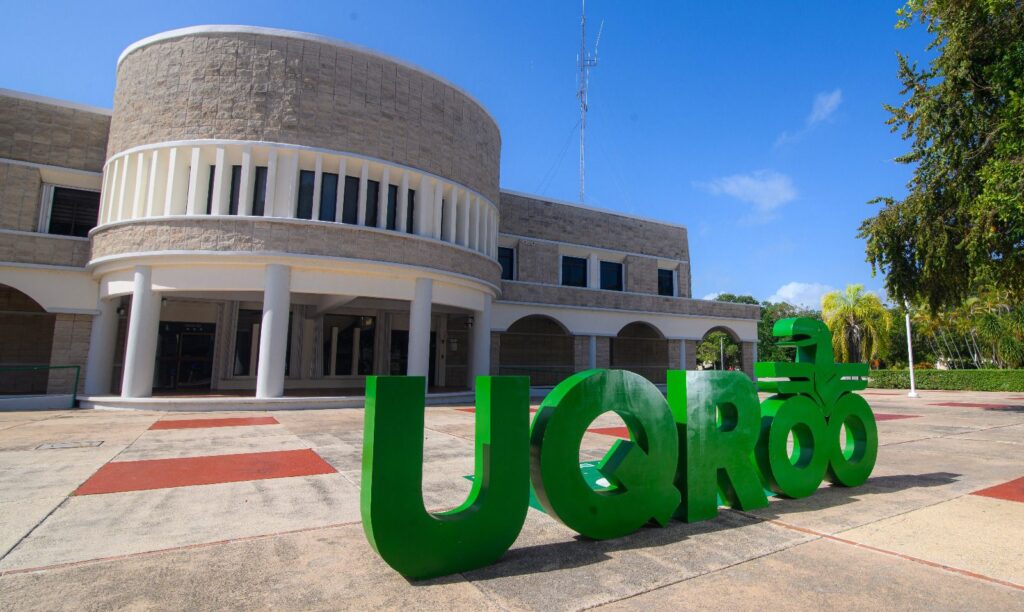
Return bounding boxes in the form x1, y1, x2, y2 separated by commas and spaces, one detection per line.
742, 341, 756, 379
256, 264, 291, 398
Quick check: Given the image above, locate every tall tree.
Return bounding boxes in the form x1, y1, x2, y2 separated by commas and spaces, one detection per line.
821, 285, 891, 363
859, 0, 1024, 311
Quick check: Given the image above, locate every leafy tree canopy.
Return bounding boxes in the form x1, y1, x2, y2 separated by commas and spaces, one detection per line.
859, 0, 1024, 311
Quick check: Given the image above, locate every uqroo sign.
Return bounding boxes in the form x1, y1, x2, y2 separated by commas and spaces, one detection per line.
360, 318, 878, 579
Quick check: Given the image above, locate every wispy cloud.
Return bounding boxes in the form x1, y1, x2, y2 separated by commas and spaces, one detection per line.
775, 88, 843, 147
696, 170, 797, 221
702, 292, 720, 301
767, 281, 836, 309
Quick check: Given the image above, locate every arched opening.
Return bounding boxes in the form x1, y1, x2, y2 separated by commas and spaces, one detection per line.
611, 322, 669, 384
499, 315, 573, 386
0, 284, 56, 395
697, 326, 742, 371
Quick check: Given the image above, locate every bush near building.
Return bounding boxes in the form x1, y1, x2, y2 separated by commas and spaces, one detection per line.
868, 369, 1024, 392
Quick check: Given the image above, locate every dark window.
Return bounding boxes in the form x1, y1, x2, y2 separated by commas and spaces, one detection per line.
322, 315, 376, 376
228, 165, 242, 215
406, 189, 416, 233
386, 184, 398, 230
319, 172, 339, 221
341, 176, 360, 224
365, 179, 380, 227
47, 187, 99, 237
232, 308, 292, 376
600, 261, 624, 291
204, 165, 216, 214
498, 247, 515, 280
562, 256, 588, 287
658, 269, 675, 296
296, 170, 315, 219
252, 166, 268, 216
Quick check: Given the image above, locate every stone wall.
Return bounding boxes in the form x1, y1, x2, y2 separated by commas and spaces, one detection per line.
0, 163, 43, 232
90, 218, 501, 286
0, 93, 109, 173
624, 254, 657, 294
516, 239, 559, 285
0, 231, 90, 267
47, 313, 92, 394
573, 335, 591, 371
111, 29, 501, 203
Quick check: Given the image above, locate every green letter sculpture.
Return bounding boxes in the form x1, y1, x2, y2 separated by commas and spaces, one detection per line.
755, 318, 878, 492
360, 375, 530, 580
668, 370, 769, 522
530, 369, 680, 539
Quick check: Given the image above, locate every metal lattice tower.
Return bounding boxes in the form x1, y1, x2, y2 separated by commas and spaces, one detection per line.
577, 0, 603, 203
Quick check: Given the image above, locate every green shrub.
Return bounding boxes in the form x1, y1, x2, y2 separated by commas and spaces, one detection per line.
868, 369, 1024, 392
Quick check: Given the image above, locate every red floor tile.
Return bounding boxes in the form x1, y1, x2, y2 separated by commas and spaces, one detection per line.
149, 416, 279, 430
74, 449, 336, 495
971, 477, 1024, 503
929, 402, 1019, 410
587, 426, 631, 439
874, 413, 921, 421
455, 407, 538, 414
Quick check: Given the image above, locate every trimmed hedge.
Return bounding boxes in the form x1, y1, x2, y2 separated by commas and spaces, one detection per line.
868, 369, 1024, 392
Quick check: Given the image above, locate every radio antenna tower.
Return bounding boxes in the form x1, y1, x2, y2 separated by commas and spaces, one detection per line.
577, 0, 603, 203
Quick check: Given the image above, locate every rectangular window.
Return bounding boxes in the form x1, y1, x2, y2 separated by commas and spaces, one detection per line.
600, 261, 624, 291
498, 247, 515, 280
365, 179, 380, 227
322, 315, 376, 376
319, 172, 339, 221
296, 170, 315, 219
406, 189, 416, 233
47, 187, 100, 237
341, 176, 360, 224
252, 166, 268, 216
561, 256, 588, 287
233, 308, 292, 376
228, 165, 242, 215
386, 184, 398, 230
204, 164, 216, 214
658, 269, 675, 296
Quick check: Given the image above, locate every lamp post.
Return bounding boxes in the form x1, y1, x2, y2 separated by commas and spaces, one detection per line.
904, 300, 919, 398
720, 336, 724, 370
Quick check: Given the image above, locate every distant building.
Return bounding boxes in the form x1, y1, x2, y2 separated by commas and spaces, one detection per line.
0, 26, 758, 409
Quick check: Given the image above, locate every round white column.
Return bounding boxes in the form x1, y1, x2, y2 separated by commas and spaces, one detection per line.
256, 264, 291, 399
407, 278, 433, 379
121, 266, 161, 398
588, 335, 597, 369
469, 295, 492, 390
84, 298, 119, 395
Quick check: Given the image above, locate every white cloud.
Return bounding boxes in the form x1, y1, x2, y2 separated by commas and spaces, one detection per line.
807, 88, 843, 125
767, 282, 836, 309
697, 170, 797, 216
702, 292, 720, 301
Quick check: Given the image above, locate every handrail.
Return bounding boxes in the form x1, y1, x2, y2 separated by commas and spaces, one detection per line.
0, 365, 80, 408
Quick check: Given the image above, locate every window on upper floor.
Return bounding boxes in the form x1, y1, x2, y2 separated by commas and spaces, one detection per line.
386, 185, 398, 230
658, 269, 675, 297
498, 247, 515, 280
365, 180, 380, 227
252, 166, 268, 216
561, 256, 588, 287
406, 189, 416, 233
319, 172, 339, 222
341, 176, 360, 224
296, 170, 316, 219
228, 165, 242, 215
600, 261, 623, 291
44, 186, 100, 237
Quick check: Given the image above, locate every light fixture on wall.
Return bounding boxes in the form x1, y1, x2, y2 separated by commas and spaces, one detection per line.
116, 305, 126, 317
467, 316, 474, 330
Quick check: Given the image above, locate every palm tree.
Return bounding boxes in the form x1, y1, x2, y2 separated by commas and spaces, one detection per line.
821, 285, 891, 363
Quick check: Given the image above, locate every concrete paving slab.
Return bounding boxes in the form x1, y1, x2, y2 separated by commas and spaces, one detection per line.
840, 494, 1024, 585
114, 430, 311, 461
595, 537, 1024, 610
0, 496, 65, 559
0, 473, 360, 571
0, 446, 125, 504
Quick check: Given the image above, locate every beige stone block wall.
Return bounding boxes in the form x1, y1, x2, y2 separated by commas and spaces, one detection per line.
111, 31, 500, 202
742, 341, 756, 378
667, 339, 682, 371
0, 93, 110, 173
0, 163, 43, 232
515, 239, 559, 285
685, 339, 699, 371
489, 331, 501, 376
90, 218, 501, 286
47, 313, 92, 394
0, 232, 90, 267
625, 254, 657, 295
595, 336, 611, 368
573, 335, 591, 371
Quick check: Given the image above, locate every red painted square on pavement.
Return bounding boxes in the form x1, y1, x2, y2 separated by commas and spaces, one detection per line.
149, 416, 279, 430
929, 402, 1018, 410
74, 449, 336, 495
971, 477, 1024, 504
874, 413, 920, 421
588, 426, 631, 439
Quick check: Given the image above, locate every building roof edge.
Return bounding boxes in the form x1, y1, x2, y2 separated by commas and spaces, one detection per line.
499, 188, 688, 231
0, 88, 112, 116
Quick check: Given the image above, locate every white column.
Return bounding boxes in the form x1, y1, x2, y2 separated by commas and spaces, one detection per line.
458, 190, 470, 246
481, 204, 491, 256
185, 147, 202, 215
84, 298, 119, 395
131, 153, 148, 219
273, 151, 299, 218
415, 175, 430, 234
397, 171, 409, 232
588, 254, 600, 289
166, 148, 189, 216
679, 340, 687, 372
469, 198, 480, 250
377, 167, 390, 227
333, 157, 348, 222
103, 158, 119, 224
444, 186, 458, 242
145, 148, 163, 217
491, 209, 499, 255
588, 335, 597, 369
407, 278, 433, 379
238, 146, 254, 216
117, 153, 133, 221
311, 154, 323, 221
357, 161, 369, 225
256, 264, 291, 398
210, 146, 230, 215
469, 295, 492, 389
432, 180, 443, 239
265, 149, 279, 216
121, 266, 161, 398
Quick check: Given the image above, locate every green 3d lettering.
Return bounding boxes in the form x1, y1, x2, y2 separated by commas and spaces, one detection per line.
361, 317, 879, 579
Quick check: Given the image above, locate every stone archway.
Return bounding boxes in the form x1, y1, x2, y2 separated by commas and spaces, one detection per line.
697, 325, 751, 375
0, 284, 56, 394
498, 315, 574, 386
611, 322, 669, 384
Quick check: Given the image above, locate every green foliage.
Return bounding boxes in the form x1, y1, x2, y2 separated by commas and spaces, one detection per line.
758, 301, 822, 363
860, 0, 1024, 311
821, 285, 891, 363
696, 331, 739, 369
868, 369, 1024, 391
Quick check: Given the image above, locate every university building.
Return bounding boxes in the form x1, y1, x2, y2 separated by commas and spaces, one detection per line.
0, 26, 759, 409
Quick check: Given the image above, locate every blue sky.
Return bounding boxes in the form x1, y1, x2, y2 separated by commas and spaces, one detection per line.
1, 1, 933, 307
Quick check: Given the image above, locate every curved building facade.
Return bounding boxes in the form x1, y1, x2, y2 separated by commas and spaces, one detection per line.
0, 26, 759, 408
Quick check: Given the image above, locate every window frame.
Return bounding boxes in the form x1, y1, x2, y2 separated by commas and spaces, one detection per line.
658, 268, 676, 297
37, 183, 101, 238
498, 246, 516, 281
599, 260, 624, 292
561, 255, 588, 288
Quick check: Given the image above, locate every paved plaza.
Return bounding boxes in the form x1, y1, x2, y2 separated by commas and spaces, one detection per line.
0, 388, 1022, 610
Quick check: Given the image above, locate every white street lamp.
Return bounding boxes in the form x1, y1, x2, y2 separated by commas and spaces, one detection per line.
904, 300, 919, 398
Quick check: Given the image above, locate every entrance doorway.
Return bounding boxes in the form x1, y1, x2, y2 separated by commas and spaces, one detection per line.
389, 330, 437, 386
155, 322, 216, 391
